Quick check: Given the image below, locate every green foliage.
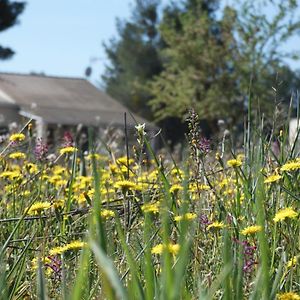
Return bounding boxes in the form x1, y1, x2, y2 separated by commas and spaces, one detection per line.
149, 0, 300, 127
103, 0, 300, 137
150, 0, 240, 122
0, 0, 25, 60
102, 0, 163, 120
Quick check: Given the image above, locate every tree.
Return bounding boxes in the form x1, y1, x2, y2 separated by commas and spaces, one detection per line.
102, 0, 224, 143
0, 0, 25, 60
102, 0, 163, 120
149, 0, 300, 131
149, 0, 239, 124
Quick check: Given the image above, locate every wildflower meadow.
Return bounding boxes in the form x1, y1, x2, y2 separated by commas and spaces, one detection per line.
0, 110, 300, 300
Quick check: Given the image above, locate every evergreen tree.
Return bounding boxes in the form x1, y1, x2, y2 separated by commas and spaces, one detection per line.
102, 0, 163, 120
0, 0, 25, 60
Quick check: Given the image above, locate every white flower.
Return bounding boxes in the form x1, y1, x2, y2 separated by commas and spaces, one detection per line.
135, 123, 146, 134
135, 123, 146, 145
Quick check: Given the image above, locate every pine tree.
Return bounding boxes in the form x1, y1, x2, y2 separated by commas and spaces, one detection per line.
102, 0, 163, 120
0, 0, 25, 60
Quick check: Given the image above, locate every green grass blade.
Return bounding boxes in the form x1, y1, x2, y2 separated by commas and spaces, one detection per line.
90, 239, 128, 300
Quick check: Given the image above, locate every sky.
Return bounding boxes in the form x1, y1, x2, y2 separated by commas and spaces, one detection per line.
0, 0, 135, 86
1, 0, 300, 89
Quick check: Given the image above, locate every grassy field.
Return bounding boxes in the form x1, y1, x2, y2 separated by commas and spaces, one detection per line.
0, 112, 299, 299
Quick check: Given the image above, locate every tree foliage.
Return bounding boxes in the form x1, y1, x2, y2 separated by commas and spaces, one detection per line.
0, 0, 25, 60
149, 0, 300, 127
103, 0, 300, 136
102, 0, 163, 120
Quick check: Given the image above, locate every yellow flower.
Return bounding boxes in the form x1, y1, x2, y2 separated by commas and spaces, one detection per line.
281, 161, 300, 172
59, 146, 78, 155
27, 202, 51, 215
264, 174, 282, 184
100, 209, 115, 219
53, 166, 67, 175
189, 182, 210, 192
277, 292, 300, 300
65, 240, 86, 251
167, 244, 180, 255
171, 168, 184, 177
26, 163, 38, 174
48, 176, 62, 186
219, 178, 229, 188
31, 257, 51, 270
0, 170, 21, 180
116, 157, 134, 165
49, 246, 67, 256
287, 256, 297, 269
227, 159, 242, 168
151, 244, 164, 254
53, 199, 64, 209
9, 152, 26, 159
49, 240, 86, 256
151, 243, 180, 255
273, 207, 298, 223
21, 190, 31, 197
141, 202, 160, 213
169, 184, 183, 194
241, 225, 262, 236
9, 133, 25, 142
174, 213, 197, 222
236, 154, 244, 161
109, 164, 119, 174
114, 180, 138, 191
207, 221, 226, 230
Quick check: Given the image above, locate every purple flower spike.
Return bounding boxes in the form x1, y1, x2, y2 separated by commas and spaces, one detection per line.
34, 139, 48, 161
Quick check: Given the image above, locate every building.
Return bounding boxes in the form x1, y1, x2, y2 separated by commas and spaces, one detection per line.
0, 72, 157, 149
289, 118, 300, 151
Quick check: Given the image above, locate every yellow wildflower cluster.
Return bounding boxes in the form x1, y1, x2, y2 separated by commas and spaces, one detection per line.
1, 127, 300, 297
277, 292, 300, 300
281, 160, 300, 172
240, 225, 262, 236
207, 221, 226, 230
227, 159, 242, 168
9, 133, 25, 142
59, 146, 78, 155
114, 180, 139, 191
27, 202, 52, 215
49, 240, 86, 256
169, 184, 183, 194
141, 202, 160, 213
151, 243, 180, 255
287, 256, 297, 269
264, 174, 282, 184
100, 209, 115, 219
273, 208, 298, 223
174, 213, 197, 222
9, 152, 26, 160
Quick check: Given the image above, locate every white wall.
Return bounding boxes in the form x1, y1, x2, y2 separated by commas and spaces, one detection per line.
290, 118, 300, 149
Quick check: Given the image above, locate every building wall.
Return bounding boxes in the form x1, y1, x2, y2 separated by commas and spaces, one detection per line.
289, 118, 300, 150
0, 105, 20, 127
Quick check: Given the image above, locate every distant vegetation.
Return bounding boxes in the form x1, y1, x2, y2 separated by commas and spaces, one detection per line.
0, 0, 25, 60
102, 0, 300, 142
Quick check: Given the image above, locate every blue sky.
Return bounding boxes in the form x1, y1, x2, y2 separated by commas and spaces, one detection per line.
1, 0, 300, 88
0, 0, 135, 86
